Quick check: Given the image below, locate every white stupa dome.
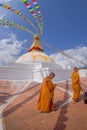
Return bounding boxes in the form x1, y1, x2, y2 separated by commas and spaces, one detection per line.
16, 35, 54, 64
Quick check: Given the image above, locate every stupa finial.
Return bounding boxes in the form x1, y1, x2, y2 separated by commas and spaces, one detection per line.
28, 34, 44, 52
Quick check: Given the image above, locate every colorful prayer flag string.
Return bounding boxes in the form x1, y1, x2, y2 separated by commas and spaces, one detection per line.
31, 0, 43, 34
0, 3, 39, 34
21, 0, 42, 36
0, 18, 34, 35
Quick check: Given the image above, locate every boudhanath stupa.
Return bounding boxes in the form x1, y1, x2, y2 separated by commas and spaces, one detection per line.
0, 35, 86, 82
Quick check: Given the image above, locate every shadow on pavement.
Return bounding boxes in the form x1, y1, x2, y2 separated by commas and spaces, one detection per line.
53, 80, 69, 130
3, 90, 39, 117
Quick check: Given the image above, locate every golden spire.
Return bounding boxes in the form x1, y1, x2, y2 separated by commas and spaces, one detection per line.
28, 35, 44, 52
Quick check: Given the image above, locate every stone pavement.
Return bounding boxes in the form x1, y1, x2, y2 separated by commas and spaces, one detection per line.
0, 77, 87, 130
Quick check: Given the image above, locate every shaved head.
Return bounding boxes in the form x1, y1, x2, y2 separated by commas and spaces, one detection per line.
49, 72, 55, 79
73, 67, 78, 72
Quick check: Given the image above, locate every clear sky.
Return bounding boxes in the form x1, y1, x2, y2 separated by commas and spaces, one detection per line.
0, 0, 87, 66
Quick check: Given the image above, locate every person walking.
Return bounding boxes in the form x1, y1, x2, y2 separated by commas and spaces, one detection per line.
71, 67, 81, 102
37, 72, 57, 112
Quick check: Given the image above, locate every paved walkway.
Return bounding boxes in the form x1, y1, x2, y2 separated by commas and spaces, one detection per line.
0, 77, 87, 130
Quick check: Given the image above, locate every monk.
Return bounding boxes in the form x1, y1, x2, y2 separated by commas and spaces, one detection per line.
71, 67, 81, 102
37, 72, 57, 112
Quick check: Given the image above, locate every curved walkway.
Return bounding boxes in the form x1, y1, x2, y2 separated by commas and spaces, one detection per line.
0, 77, 87, 130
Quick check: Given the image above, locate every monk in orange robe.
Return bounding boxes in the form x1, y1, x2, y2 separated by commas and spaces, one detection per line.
37, 72, 57, 112
71, 67, 81, 102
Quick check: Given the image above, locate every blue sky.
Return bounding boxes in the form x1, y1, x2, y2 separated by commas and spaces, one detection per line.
0, 0, 87, 67
41, 0, 87, 51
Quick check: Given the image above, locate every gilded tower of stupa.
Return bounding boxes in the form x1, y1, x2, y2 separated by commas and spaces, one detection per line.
16, 35, 54, 63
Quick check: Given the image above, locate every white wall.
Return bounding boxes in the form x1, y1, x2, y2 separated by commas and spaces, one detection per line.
33, 68, 72, 82
79, 69, 87, 77
0, 62, 86, 82
0, 67, 33, 80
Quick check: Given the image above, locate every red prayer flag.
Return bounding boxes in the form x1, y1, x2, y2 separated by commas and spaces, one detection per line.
32, 0, 36, 3
25, 2, 31, 8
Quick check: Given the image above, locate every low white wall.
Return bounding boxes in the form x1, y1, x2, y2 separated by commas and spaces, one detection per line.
0, 63, 86, 82
49, 69, 72, 82
79, 69, 87, 77
0, 67, 72, 82
0, 67, 33, 80
33, 68, 72, 82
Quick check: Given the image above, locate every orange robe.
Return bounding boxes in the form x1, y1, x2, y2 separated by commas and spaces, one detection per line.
71, 71, 81, 100
37, 76, 56, 112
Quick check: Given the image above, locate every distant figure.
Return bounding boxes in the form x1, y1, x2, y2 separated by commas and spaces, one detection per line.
71, 67, 81, 102
37, 72, 57, 112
